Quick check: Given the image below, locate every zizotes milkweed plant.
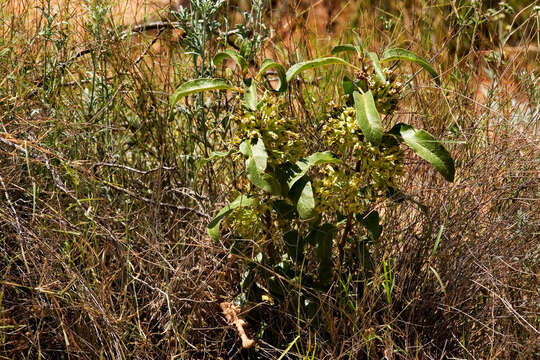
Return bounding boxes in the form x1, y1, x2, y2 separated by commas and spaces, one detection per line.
170, 44, 455, 308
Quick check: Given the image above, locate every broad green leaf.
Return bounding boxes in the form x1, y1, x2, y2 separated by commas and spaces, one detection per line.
239, 140, 251, 157
244, 138, 278, 193
313, 224, 337, 287
286, 57, 356, 83
354, 91, 383, 145
275, 161, 300, 195
272, 200, 297, 219
331, 44, 359, 56
207, 195, 255, 241
257, 59, 287, 92
399, 124, 455, 181
296, 180, 316, 219
213, 49, 248, 72
243, 78, 257, 111
283, 231, 304, 263
367, 52, 387, 85
246, 157, 281, 194
288, 175, 309, 202
305, 151, 340, 166
288, 151, 341, 189
170, 78, 231, 108
380, 48, 440, 85
381, 133, 400, 147
268, 276, 285, 299
250, 138, 267, 172
357, 210, 382, 241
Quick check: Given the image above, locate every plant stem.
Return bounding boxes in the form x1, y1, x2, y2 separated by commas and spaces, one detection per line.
338, 215, 353, 270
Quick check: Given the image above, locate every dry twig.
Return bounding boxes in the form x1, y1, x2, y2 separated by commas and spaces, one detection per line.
220, 302, 255, 349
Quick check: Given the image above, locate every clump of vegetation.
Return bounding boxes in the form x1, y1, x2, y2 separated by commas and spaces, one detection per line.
189, 40, 457, 354
0, 0, 538, 359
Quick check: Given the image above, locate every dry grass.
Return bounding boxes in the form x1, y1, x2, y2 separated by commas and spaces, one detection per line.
1, 0, 538, 359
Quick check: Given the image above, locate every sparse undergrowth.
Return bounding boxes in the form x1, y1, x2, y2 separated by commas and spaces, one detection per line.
0, 1, 538, 359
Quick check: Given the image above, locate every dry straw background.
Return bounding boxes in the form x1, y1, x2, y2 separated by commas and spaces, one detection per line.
0, 0, 538, 359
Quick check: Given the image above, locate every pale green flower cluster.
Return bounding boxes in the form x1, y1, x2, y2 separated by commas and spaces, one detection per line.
224, 198, 267, 240
225, 95, 309, 239
314, 107, 403, 215
230, 95, 308, 164
355, 66, 402, 114
225, 94, 403, 236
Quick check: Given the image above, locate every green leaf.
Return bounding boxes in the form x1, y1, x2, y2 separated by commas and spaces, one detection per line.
207, 195, 255, 241
380, 48, 440, 85
354, 91, 383, 145
243, 78, 257, 111
381, 133, 400, 147
257, 59, 287, 92
201, 149, 234, 166
243, 138, 279, 193
430, 266, 446, 294
313, 224, 337, 287
213, 49, 248, 72
277, 336, 300, 360
250, 138, 267, 172
357, 211, 382, 241
353, 33, 366, 54
239, 140, 251, 157
170, 78, 232, 108
399, 124, 455, 181
367, 52, 386, 85
304, 151, 341, 166
287, 152, 341, 190
431, 225, 444, 258
283, 231, 304, 263
275, 161, 299, 195
331, 44, 359, 56
296, 180, 316, 219
286, 57, 356, 83
246, 157, 281, 194
272, 200, 297, 219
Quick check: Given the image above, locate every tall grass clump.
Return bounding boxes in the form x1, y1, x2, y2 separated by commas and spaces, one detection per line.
1, 0, 538, 359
